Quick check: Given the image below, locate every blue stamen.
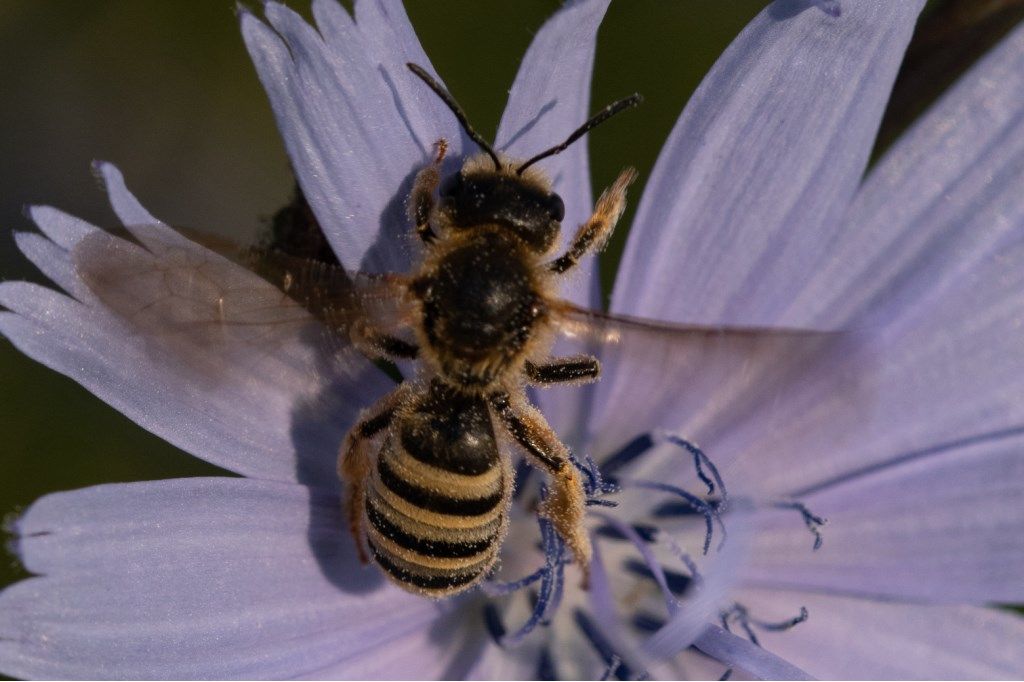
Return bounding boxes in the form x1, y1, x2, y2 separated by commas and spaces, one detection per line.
620, 478, 724, 554
512, 458, 533, 500
599, 431, 728, 505
660, 432, 728, 502
570, 451, 619, 498
594, 523, 629, 541
544, 553, 567, 627
537, 646, 558, 680
599, 656, 622, 681
720, 605, 760, 645
631, 612, 666, 633
574, 609, 635, 680
658, 533, 702, 584
593, 511, 679, 612
751, 606, 809, 632
482, 497, 569, 647
623, 558, 693, 595
650, 497, 722, 517
601, 433, 655, 476
595, 523, 660, 543
720, 603, 810, 648
483, 602, 506, 643
481, 565, 547, 596
630, 523, 660, 542
482, 439, 735, 663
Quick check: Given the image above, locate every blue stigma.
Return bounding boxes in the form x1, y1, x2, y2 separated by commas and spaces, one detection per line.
574, 609, 635, 680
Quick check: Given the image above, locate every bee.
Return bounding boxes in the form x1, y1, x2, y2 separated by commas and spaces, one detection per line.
72, 64, 831, 599
332, 64, 643, 597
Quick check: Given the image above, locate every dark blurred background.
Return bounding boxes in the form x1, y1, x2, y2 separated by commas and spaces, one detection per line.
1, 0, 1021, 608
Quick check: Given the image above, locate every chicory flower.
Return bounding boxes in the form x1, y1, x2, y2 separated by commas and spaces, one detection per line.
2, 0, 1023, 678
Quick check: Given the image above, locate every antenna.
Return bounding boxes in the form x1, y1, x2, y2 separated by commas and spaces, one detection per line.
516, 94, 643, 175
407, 63, 501, 171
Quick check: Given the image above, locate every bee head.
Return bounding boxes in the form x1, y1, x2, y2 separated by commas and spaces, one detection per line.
407, 63, 640, 252
437, 164, 565, 252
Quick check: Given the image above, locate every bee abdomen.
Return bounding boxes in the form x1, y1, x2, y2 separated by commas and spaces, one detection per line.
365, 434, 507, 597
367, 538, 491, 593
366, 498, 497, 559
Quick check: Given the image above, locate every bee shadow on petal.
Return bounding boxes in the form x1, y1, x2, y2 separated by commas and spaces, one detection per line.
499, 99, 558, 152
356, 71, 463, 276
289, 342, 396, 594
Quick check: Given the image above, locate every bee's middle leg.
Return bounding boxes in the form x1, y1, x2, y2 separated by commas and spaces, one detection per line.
351, 320, 419, 362
490, 392, 592, 588
525, 355, 600, 386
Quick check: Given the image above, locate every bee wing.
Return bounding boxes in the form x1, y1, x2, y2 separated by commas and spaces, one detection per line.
550, 300, 835, 347
71, 223, 409, 385
549, 300, 857, 450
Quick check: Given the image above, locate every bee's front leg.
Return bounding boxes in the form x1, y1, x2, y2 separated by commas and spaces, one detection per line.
408, 138, 448, 244
549, 167, 637, 274
490, 392, 592, 589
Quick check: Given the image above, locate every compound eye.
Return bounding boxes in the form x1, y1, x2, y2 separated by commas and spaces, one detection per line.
547, 193, 565, 222
439, 172, 463, 198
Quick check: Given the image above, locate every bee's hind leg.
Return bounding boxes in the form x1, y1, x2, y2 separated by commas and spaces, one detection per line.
549, 167, 637, 274
408, 138, 448, 244
490, 392, 592, 589
338, 384, 412, 563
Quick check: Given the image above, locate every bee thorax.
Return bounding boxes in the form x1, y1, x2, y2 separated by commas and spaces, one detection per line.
419, 231, 542, 385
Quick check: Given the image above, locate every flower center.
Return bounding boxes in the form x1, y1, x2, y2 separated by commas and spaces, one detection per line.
478, 433, 825, 678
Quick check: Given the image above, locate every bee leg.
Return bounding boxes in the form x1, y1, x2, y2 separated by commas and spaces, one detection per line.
338, 384, 411, 563
525, 355, 600, 385
490, 392, 592, 589
408, 138, 448, 244
549, 167, 638, 274
352, 322, 419, 361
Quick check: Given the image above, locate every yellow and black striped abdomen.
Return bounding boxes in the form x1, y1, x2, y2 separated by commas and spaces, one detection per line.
364, 383, 509, 597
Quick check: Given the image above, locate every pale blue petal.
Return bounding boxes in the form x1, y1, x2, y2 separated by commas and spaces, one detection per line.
94, 161, 161, 227
611, 0, 924, 325
636, 508, 757, 672
741, 431, 1024, 604
0, 478, 449, 680
13, 230, 86, 300
348, 0, 472, 156
733, 591, 1024, 680
692, 625, 814, 681
492, 0, 611, 440
241, 2, 463, 274
787, 21, 1024, 327
589, 22, 1024, 502
495, 0, 611, 310
709, 238, 1024, 497
3, 192, 391, 484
